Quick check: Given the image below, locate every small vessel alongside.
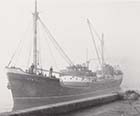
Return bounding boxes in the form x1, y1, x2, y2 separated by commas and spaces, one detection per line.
6, 0, 123, 110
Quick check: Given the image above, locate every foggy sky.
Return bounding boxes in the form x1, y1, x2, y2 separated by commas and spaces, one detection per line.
0, 0, 140, 112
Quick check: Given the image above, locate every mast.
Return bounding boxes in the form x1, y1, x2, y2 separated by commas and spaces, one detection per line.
33, 0, 38, 73
86, 48, 89, 68
101, 33, 104, 66
87, 19, 102, 65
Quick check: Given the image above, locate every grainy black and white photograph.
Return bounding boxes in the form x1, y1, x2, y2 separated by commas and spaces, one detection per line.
0, 0, 140, 116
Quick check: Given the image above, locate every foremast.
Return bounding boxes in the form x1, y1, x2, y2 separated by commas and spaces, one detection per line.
33, 0, 38, 73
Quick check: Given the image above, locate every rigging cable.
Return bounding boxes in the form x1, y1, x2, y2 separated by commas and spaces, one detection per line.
7, 38, 23, 67
41, 27, 59, 70
38, 17, 74, 66
87, 18, 102, 65
16, 20, 33, 68
37, 24, 43, 70
27, 24, 34, 68
87, 18, 102, 55
7, 20, 32, 67
87, 19, 102, 41
27, 37, 33, 68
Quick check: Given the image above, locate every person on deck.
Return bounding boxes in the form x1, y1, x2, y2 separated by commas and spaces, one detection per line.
49, 67, 53, 77
29, 63, 34, 74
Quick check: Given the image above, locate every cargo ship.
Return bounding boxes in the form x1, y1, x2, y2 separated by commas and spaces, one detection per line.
6, 0, 123, 111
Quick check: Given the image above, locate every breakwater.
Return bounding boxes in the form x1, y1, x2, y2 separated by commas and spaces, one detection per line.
1, 93, 120, 116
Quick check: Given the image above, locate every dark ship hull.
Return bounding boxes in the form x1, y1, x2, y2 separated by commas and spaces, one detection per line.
7, 68, 122, 110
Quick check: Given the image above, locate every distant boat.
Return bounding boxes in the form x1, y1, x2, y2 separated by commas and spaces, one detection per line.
6, 0, 123, 111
